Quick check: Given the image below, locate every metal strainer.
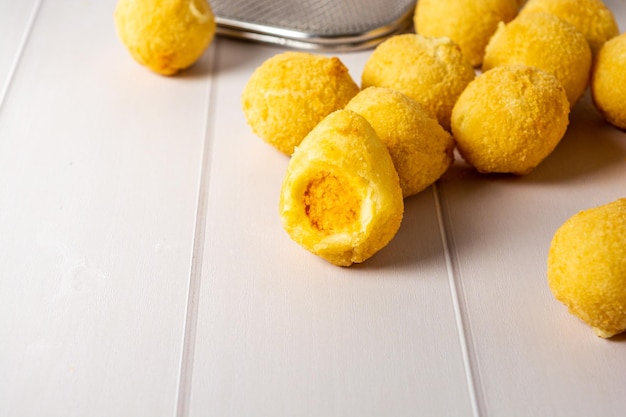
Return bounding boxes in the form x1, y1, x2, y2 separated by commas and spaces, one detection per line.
211, 0, 417, 51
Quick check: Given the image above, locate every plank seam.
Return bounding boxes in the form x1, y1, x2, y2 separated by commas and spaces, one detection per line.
433, 182, 485, 417
175, 42, 220, 417
0, 0, 44, 113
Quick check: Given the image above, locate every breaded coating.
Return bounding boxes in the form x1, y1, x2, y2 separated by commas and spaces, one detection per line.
520, 0, 619, 55
548, 198, 626, 338
483, 12, 592, 106
241, 52, 359, 156
114, 0, 216, 75
592, 33, 626, 130
451, 65, 569, 174
361, 34, 475, 131
279, 110, 403, 267
345, 87, 454, 198
414, 0, 519, 66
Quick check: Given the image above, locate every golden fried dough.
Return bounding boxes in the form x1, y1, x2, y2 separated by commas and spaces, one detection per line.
279, 110, 403, 267
548, 198, 626, 338
451, 65, 569, 174
361, 34, 475, 131
520, 0, 619, 55
483, 12, 592, 106
591, 33, 626, 130
114, 0, 215, 75
242, 52, 359, 155
414, 0, 519, 66
345, 87, 454, 198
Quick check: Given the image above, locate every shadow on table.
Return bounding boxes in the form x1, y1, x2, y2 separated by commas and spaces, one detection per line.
526, 92, 626, 183
352, 188, 447, 272
177, 37, 287, 79
437, 92, 625, 187
606, 332, 626, 343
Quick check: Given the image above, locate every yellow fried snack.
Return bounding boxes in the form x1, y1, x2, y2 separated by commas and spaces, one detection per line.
548, 198, 626, 338
414, 0, 519, 66
242, 52, 359, 156
451, 65, 569, 174
279, 110, 403, 267
361, 34, 475, 131
345, 87, 454, 198
114, 0, 215, 75
591, 33, 626, 130
483, 12, 592, 106
520, 0, 619, 55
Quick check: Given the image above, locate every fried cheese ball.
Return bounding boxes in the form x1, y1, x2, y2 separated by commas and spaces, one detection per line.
414, 0, 519, 66
520, 0, 619, 55
345, 87, 454, 198
451, 65, 569, 174
361, 34, 475, 131
483, 12, 592, 106
279, 110, 403, 267
242, 52, 359, 155
548, 198, 626, 338
114, 0, 216, 75
591, 33, 626, 130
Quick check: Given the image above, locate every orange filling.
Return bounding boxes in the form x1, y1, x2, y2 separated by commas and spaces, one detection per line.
303, 172, 360, 233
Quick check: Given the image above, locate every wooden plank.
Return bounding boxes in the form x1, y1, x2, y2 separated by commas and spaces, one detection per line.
187, 39, 474, 417
0, 1, 214, 416
437, 2, 626, 415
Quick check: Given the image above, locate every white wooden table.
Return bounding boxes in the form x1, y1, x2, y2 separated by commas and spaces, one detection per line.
1, 1, 625, 416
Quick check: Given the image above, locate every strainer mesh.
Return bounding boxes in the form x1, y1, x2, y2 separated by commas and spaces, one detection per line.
211, 0, 416, 37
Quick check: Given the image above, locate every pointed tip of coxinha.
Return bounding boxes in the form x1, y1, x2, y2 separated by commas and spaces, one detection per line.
279, 110, 404, 267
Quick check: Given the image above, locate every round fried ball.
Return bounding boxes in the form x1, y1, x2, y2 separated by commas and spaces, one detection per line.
451, 65, 569, 174
483, 12, 592, 106
414, 0, 519, 67
242, 52, 359, 156
114, 0, 216, 75
345, 87, 454, 198
548, 198, 626, 338
591, 33, 626, 130
279, 110, 403, 267
361, 34, 475, 131
520, 0, 619, 55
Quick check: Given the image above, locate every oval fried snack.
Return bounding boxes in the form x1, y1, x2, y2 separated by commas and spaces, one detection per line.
114, 0, 216, 75
242, 52, 359, 156
414, 0, 519, 66
592, 33, 626, 130
279, 110, 403, 267
548, 198, 626, 338
451, 65, 569, 174
346, 87, 454, 198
